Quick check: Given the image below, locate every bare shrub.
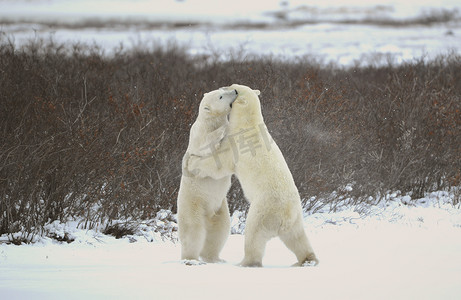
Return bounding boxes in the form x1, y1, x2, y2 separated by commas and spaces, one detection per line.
1, 37, 459, 239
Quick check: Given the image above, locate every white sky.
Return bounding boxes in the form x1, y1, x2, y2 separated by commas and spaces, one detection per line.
1, 0, 460, 23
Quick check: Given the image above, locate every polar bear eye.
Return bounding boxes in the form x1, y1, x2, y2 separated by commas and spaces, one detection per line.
219, 96, 223, 99
204, 106, 211, 111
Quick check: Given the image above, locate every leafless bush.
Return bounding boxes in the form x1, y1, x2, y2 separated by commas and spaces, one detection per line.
1, 37, 459, 239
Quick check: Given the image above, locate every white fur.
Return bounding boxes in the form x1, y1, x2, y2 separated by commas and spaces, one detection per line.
188, 84, 318, 267
177, 88, 237, 263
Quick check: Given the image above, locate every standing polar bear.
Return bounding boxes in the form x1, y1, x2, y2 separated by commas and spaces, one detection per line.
189, 84, 318, 267
177, 87, 238, 264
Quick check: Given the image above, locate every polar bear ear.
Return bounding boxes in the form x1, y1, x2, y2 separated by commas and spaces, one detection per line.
253, 89, 261, 96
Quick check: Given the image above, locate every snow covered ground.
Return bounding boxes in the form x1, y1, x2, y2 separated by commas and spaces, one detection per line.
1, 191, 461, 299
1, 0, 461, 66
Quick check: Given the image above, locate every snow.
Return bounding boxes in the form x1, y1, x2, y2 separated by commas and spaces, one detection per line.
1, 191, 461, 299
1, 1, 461, 298
1, 0, 460, 66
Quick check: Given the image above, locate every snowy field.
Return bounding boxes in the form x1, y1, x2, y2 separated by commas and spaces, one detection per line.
1, 191, 461, 299
1, 0, 461, 65
1, 1, 461, 299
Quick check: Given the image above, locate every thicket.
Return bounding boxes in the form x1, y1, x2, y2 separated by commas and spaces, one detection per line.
1, 38, 460, 240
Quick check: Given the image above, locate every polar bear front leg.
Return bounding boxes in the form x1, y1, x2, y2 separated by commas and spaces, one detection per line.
196, 124, 228, 157
187, 151, 234, 180
200, 198, 231, 263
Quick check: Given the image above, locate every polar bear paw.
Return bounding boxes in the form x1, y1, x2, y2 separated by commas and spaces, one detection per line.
182, 259, 206, 266
202, 257, 226, 264
301, 260, 318, 267
295, 255, 319, 267
239, 260, 263, 268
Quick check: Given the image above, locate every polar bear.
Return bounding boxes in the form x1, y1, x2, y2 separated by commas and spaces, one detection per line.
177, 87, 238, 264
188, 84, 318, 267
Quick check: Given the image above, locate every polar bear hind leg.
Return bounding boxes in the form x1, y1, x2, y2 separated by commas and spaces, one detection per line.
279, 221, 319, 267
240, 230, 273, 267
200, 198, 231, 263
179, 214, 206, 262
239, 206, 275, 267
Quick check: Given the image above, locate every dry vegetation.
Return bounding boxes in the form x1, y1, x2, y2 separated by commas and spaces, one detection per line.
0, 38, 460, 240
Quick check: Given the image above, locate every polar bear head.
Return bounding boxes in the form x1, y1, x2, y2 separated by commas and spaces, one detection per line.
228, 84, 262, 126
198, 88, 238, 121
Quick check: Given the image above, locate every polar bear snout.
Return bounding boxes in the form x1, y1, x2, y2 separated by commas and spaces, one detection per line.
219, 87, 238, 96
230, 90, 238, 107
218, 87, 238, 108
